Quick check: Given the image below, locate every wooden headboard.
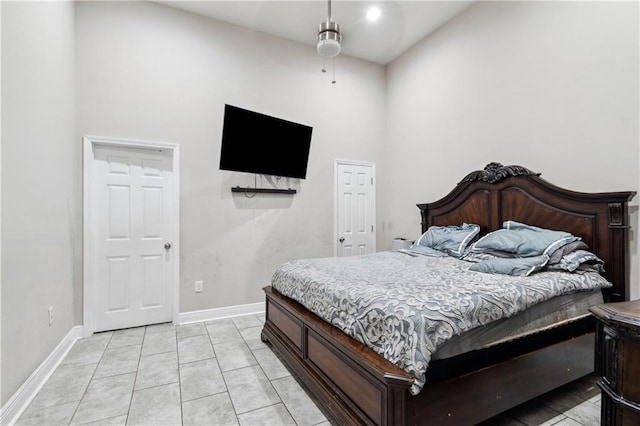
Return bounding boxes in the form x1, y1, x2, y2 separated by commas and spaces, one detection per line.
417, 163, 636, 302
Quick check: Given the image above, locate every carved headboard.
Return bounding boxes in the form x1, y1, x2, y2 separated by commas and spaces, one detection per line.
417, 163, 636, 302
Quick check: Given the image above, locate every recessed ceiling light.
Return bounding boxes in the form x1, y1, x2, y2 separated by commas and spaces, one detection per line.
366, 7, 381, 22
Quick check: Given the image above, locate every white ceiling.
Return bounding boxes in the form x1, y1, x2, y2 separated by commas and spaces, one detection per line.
155, 1, 475, 65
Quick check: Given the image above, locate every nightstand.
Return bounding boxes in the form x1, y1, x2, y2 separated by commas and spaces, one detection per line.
590, 300, 640, 426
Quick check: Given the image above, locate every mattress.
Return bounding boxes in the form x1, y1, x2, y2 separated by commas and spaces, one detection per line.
432, 289, 603, 360
271, 251, 611, 395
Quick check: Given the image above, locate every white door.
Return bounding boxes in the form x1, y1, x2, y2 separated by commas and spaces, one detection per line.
335, 160, 376, 256
86, 139, 178, 333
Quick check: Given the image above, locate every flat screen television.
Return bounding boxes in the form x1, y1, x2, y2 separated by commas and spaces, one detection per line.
219, 104, 313, 179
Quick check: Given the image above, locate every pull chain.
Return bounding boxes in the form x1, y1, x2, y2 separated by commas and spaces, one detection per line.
320, 53, 336, 84
332, 58, 336, 84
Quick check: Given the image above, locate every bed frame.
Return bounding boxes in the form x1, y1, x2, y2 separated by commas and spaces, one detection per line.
262, 163, 636, 425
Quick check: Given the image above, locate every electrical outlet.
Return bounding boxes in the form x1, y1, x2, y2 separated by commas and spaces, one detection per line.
195, 280, 203, 293
48, 306, 54, 326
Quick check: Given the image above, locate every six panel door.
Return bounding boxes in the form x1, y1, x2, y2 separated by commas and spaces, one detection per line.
336, 162, 376, 256
90, 145, 174, 332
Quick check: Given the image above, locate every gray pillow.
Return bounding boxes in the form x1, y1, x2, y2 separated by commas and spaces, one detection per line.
547, 241, 589, 264
546, 250, 605, 273
469, 255, 550, 277
471, 221, 580, 257
417, 223, 480, 258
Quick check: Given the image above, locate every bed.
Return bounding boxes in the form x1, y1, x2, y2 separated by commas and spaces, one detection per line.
261, 163, 635, 425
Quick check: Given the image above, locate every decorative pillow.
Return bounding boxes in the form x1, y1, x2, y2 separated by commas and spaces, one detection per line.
469, 255, 549, 277
547, 240, 589, 265
575, 264, 604, 273
546, 250, 605, 273
416, 223, 480, 258
471, 221, 581, 257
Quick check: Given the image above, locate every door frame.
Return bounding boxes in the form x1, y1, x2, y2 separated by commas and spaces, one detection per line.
83, 135, 180, 336
333, 159, 376, 256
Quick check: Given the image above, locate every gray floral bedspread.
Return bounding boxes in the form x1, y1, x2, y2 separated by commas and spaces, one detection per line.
271, 251, 611, 395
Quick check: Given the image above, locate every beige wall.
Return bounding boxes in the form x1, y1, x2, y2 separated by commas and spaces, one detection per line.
385, 0, 639, 298
1, 1, 79, 405
75, 1, 388, 313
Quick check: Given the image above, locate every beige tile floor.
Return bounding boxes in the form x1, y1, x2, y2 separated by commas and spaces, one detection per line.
15, 314, 601, 425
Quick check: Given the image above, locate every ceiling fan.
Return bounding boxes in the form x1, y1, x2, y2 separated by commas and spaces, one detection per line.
317, 0, 342, 83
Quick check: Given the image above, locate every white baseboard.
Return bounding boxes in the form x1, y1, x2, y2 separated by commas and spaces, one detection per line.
178, 302, 265, 325
0, 326, 83, 426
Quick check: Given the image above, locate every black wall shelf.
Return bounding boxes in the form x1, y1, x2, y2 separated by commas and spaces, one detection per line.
231, 187, 297, 195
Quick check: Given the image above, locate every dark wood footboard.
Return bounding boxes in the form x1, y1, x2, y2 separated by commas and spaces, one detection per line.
262, 285, 414, 425
263, 285, 596, 426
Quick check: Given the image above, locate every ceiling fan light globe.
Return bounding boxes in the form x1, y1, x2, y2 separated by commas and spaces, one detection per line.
317, 39, 341, 57
317, 20, 342, 58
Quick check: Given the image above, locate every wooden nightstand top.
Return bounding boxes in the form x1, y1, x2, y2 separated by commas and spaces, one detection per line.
590, 299, 640, 331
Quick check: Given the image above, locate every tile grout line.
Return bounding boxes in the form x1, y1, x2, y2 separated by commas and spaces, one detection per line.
175, 324, 185, 426
234, 317, 287, 424
235, 315, 302, 425
124, 327, 148, 425
252, 339, 300, 424
67, 332, 115, 425
206, 320, 241, 424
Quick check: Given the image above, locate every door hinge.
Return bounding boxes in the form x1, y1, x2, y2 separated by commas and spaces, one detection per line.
371, 177, 373, 185
371, 225, 374, 232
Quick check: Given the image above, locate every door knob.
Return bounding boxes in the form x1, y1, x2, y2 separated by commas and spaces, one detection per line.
164, 243, 172, 250
339, 237, 345, 243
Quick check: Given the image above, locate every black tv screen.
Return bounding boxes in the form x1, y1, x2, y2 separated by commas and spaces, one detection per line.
219, 104, 313, 179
